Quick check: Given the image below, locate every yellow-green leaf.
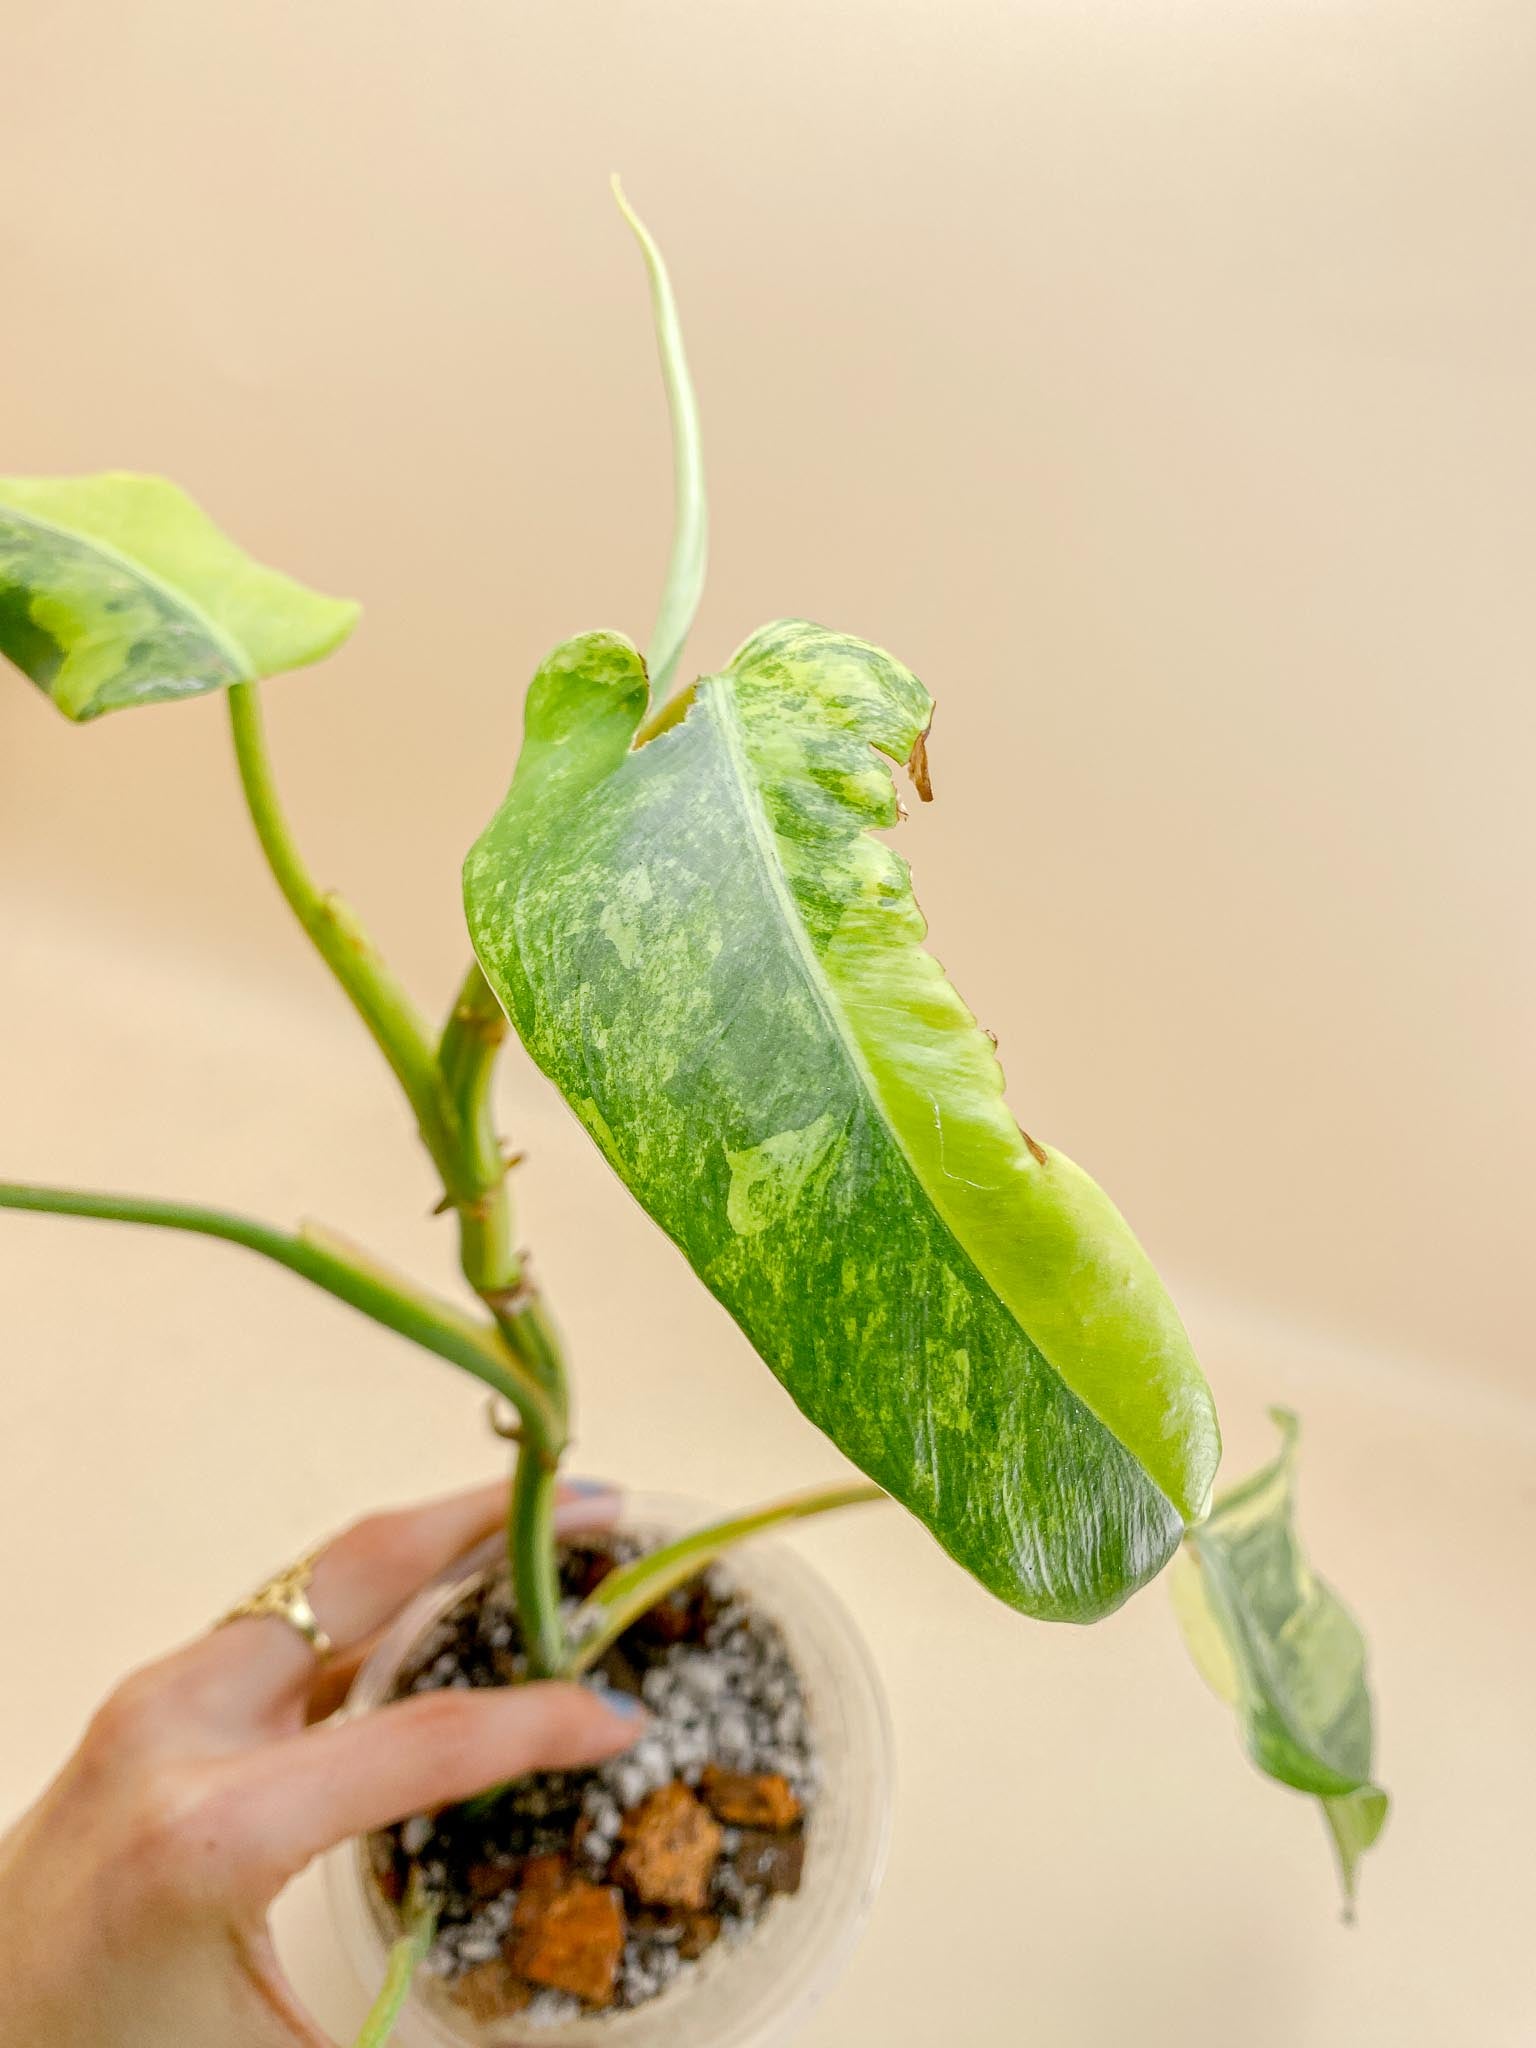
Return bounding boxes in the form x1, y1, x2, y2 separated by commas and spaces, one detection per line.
466, 621, 1221, 1623
0, 473, 358, 721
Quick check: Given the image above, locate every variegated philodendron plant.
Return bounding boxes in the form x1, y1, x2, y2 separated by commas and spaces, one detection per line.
0, 185, 1386, 2024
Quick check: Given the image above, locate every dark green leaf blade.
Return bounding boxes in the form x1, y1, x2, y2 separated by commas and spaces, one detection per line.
466, 621, 1220, 1622
0, 474, 358, 720
1170, 1408, 1388, 1911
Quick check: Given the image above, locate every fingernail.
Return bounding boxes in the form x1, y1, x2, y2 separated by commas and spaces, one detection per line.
564, 1477, 614, 1498
604, 1691, 648, 1722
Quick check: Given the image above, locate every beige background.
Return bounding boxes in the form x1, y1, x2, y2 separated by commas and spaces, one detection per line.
2, 3, 1532, 2044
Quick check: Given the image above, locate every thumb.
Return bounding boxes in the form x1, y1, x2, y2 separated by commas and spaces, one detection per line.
221, 1683, 646, 1896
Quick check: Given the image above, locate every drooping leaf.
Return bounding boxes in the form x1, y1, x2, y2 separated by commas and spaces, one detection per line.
465, 620, 1220, 1622
1170, 1408, 1388, 1911
0, 473, 358, 721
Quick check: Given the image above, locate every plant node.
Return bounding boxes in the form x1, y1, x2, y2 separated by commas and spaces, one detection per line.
483, 1275, 538, 1318
485, 1397, 524, 1444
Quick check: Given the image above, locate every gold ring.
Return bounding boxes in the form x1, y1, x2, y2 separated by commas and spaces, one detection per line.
219, 1547, 334, 1661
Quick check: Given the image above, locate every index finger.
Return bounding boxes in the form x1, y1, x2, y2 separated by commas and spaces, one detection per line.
114, 1477, 618, 1748
226, 1681, 648, 1897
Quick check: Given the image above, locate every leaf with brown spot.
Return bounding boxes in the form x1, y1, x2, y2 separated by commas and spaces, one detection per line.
466, 620, 1220, 1622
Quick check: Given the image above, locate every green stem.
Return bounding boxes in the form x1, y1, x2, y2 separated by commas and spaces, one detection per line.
510, 1440, 566, 1679
353, 1880, 437, 2048
439, 962, 509, 1194
0, 1181, 555, 1436
228, 688, 555, 1379
227, 685, 573, 1670
437, 963, 544, 1371
226, 682, 466, 1194
438, 970, 517, 1296
561, 1480, 887, 1677
437, 967, 572, 1668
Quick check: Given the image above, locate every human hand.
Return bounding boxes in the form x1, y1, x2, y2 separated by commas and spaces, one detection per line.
0, 1480, 645, 2048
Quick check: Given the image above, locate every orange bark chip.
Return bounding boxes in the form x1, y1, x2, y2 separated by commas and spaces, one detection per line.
699, 1766, 802, 1829
614, 1781, 723, 1912
508, 1863, 627, 2008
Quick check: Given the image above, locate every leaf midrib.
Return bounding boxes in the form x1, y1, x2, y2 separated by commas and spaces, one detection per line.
700, 676, 1165, 1501
0, 500, 254, 696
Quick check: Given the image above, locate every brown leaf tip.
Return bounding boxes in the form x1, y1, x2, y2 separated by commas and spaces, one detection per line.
907, 727, 934, 802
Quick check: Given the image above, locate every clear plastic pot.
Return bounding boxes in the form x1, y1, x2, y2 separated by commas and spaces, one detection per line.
326, 1493, 894, 2048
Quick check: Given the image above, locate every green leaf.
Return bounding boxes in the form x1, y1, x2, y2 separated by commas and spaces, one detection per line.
465, 619, 1221, 1622
1170, 1409, 1388, 1911
0, 473, 359, 721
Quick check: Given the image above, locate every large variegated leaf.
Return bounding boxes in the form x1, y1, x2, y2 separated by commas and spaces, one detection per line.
465, 620, 1220, 1621
0, 473, 358, 720
1171, 1408, 1388, 1910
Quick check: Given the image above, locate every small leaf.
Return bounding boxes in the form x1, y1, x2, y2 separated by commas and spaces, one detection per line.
0, 473, 358, 721
466, 620, 1221, 1623
1171, 1409, 1388, 1911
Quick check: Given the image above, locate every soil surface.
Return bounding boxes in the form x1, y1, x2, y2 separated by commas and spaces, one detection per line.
370, 1535, 817, 2027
